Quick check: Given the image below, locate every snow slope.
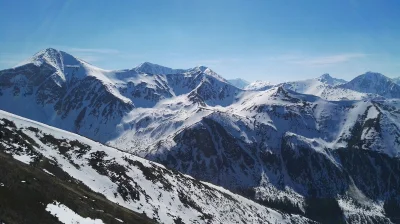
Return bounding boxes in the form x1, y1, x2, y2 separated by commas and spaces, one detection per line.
46, 202, 105, 224
244, 74, 380, 101
245, 80, 274, 91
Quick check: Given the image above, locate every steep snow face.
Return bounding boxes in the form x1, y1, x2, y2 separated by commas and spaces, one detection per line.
227, 78, 250, 89
25, 48, 122, 87
245, 80, 274, 91
0, 48, 134, 142
339, 72, 400, 98
0, 110, 312, 224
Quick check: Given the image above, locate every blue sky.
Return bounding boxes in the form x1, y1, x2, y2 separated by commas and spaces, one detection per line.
1, 0, 399, 83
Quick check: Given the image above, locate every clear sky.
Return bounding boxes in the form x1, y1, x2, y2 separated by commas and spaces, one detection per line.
1, 0, 399, 83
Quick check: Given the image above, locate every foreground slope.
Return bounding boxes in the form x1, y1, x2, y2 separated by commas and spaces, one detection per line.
0, 144, 154, 224
0, 110, 312, 224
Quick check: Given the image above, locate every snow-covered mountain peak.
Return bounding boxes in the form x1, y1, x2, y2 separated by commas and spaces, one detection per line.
186, 65, 208, 73
319, 73, 332, 79
196, 65, 209, 72
23, 48, 114, 84
179, 66, 227, 84
26, 48, 81, 71
316, 73, 347, 86
33, 47, 60, 57
338, 71, 400, 98
266, 85, 308, 101
134, 62, 186, 74
361, 71, 390, 81
132, 62, 227, 83
317, 73, 333, 82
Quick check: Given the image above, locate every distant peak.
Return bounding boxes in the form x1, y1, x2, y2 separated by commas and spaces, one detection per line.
317, 73, 347, 86
43, 47, 59, 53
269, 85, 290, 97
356, 72, 391, 82
195, 65, 209, 72
355, 72, 396, 86
363, 71, 385, 78
32, 48, 80, 61
276, 85, 286, 93
134, 62, 186, 74
317, 73, 334, 83
16, 47, 83, 71
188, 66, 228, 82
137, 61, 156, 67
33, 48, 61, 57
319, 73, 332, 79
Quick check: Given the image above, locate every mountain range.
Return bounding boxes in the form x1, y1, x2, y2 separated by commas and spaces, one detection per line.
1, 48, 400, 223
